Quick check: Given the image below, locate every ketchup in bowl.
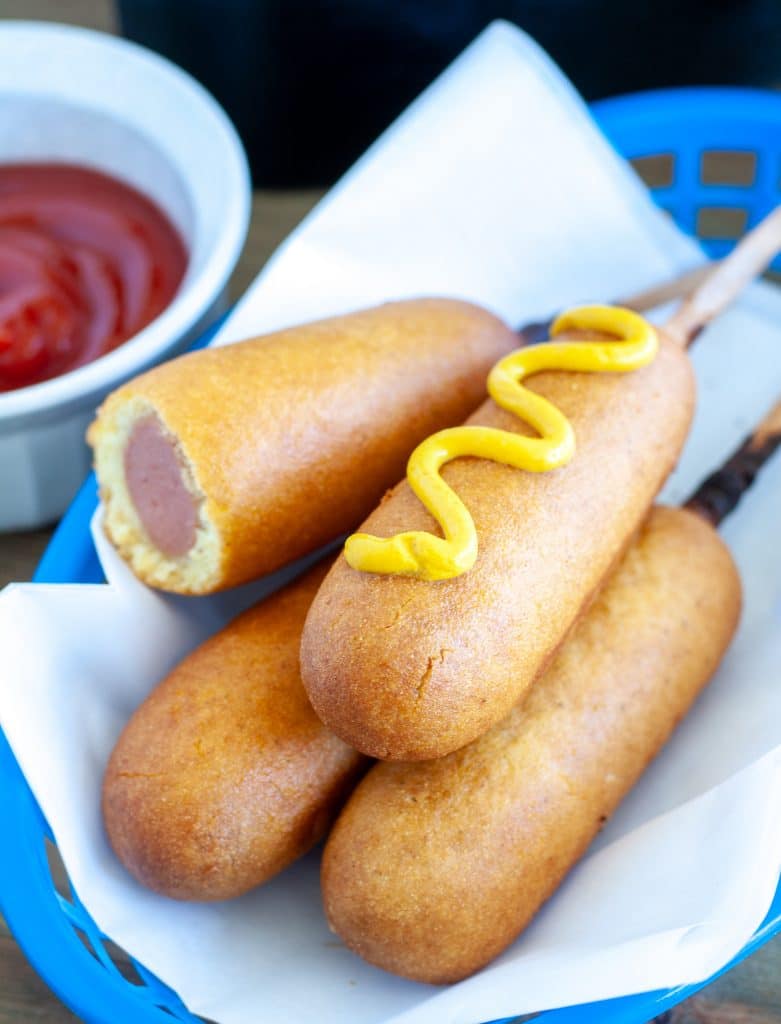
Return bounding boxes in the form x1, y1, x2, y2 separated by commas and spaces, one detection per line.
0, 164, 187, 392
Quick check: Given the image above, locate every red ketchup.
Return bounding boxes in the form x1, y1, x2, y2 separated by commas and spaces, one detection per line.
0, 164, 187, 392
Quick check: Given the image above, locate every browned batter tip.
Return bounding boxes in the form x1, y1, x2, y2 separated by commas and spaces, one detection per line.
103, 562, 367, 901
321, 506, 741, 983
301, 331, 695, 761
686, 410, 781, 527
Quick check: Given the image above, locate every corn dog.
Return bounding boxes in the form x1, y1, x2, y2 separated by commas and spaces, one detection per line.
301, 208, 781, 760
102, 562, 367, 901
87, 300, 516, 594
301, 318, 694, 759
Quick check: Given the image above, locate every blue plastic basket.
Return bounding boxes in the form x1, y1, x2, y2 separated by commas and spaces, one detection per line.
2, 86, 781, 1024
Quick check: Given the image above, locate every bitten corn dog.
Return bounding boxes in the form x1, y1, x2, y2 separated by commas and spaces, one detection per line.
301, 208, 781, 760
87, 300, 517, 594
322, 398, 781, 983
102, 562, 367, 901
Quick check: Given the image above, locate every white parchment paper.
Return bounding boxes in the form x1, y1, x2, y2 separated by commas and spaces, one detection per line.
2, 20, 781, 1024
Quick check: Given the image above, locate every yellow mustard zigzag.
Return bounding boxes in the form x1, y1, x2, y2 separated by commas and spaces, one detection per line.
345, 305, 659, 581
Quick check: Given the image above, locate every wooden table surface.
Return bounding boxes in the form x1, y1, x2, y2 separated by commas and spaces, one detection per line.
1, 3, 781, 1023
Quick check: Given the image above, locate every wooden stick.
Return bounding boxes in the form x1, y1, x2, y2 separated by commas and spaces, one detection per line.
620, 263, 715, 314
517, 263, 713, 345
664, 205, 781, 349
686, 397, 781, 526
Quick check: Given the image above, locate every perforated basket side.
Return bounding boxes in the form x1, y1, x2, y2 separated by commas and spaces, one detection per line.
594, 86, 781, 267
0, 728, 202, 1023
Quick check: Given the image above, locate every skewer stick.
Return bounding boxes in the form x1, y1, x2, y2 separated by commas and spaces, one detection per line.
686, 396, 781, 526
518, 263, 714, 345
664, 205, 781, 348
520, 204, 781, 348
619, 263, 715, 314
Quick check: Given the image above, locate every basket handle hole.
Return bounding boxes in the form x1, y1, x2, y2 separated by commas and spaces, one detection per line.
701, 150, 757, 187
157, 1007, 208, 1021
631, 153, 675, 188
65, 920, 146, 988
44, 837, 73, 903
696, 206, 749, 241
101, 938, 154, 988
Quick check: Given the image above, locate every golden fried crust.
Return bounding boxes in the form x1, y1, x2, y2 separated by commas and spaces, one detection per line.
102, 563, 367, 901
301, 333, 696, 760
88, 299, 517, 593
321, 506, 742, 983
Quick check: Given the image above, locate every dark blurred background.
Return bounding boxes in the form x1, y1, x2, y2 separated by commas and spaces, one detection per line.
118, 0, 781, 186
4, 0, 781, 187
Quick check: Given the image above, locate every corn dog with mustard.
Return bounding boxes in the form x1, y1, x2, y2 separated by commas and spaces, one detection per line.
301, 208, 781, 760
102, 562, 367, 901
321, 397, 781, 982
88, 299, 516, 594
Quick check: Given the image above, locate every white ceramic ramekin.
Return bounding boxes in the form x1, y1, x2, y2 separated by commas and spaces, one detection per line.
0, 22, 250, 531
